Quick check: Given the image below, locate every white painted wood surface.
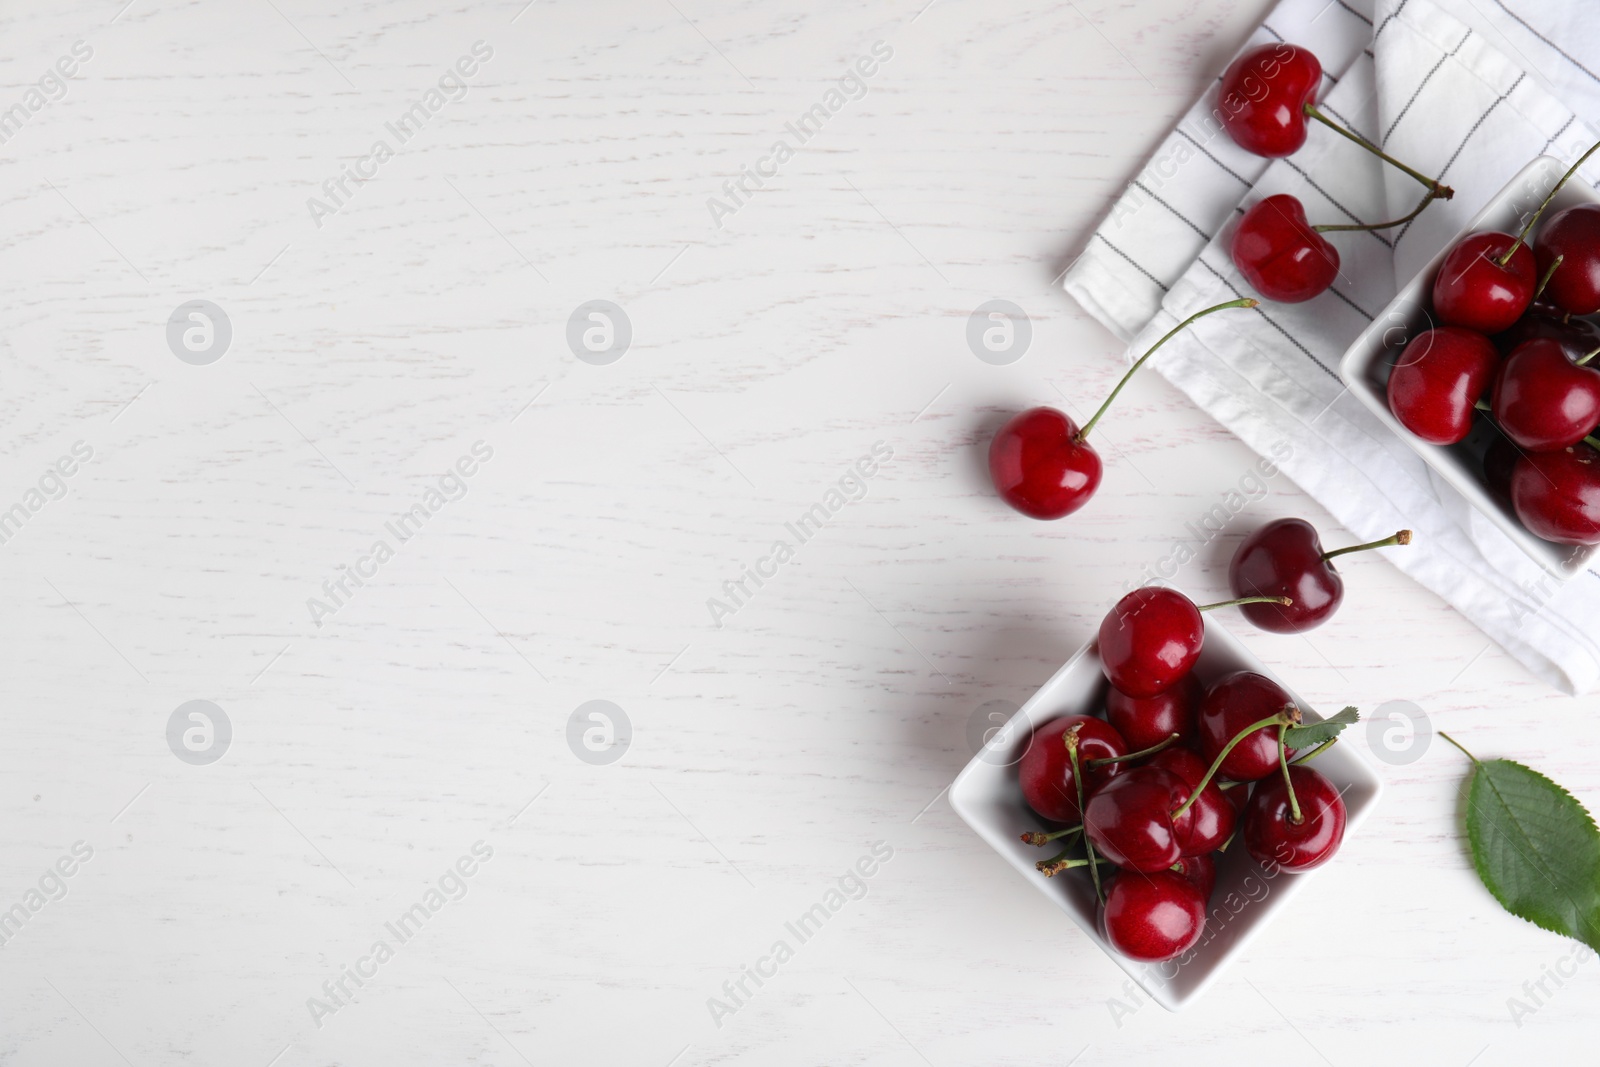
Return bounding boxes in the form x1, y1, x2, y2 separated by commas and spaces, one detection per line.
0, 1, 1591, 1064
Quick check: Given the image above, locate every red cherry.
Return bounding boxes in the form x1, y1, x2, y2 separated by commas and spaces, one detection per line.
1229, 518, 1410, 633
1243, 764, 1346, 872
1493, 301, 1600, 362
1145, 747, 1236, 856
1510, 444, 1600, 545
1017, 715, 1127, 823
1386, 326, 1500, 444
1491, 339, 1600, 452
1218, 44, 1321, 158
1100, 870, 1207, 962
1535, 203, 1600, 315
1099, 588, 1203, 699
1232, 194, 1339, 303
987, 407, 1102, 520
1432, 232, 1536, 334
1170, 852, 1216, 900
987, 300, 1256, 520
1083, 766, 1192, 873
1196, 671, 1294, 782
1105, 675, 1201, 752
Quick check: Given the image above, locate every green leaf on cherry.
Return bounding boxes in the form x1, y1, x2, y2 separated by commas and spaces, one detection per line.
1449, 740, 1600, 952
1281, 706, 1358, 750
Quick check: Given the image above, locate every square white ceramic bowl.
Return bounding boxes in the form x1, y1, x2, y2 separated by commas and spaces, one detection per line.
949, 615, 1383, 1012
1338, 155, 1600, 579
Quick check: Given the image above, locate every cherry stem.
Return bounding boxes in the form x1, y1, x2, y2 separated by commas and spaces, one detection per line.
1086, 732, 1179, 768
1197, 594, 1293, 612
1216, 828, 1236, 853
1500, 138, 1600, 267
1586, 435, 1600, 451
1074, 298, 1258, 443
1171, 706, 1300, 822
1475, 399, 1493, 412
1438, 730, 1482, 766
1066, 730, 1105, 903
1303, 104, 1454, 199
1037, 851, 1108, 877
1534, 254, 1565, 303
1278, 732, 1303, 825
1289, 737, 1338, 764
1320, 529, 1412, 562
1577, 345, 1600, 368
1313, 189, 1442, 233
1020, 826, 1081, 847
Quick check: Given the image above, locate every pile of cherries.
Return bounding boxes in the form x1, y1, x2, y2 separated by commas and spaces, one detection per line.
1018, 586, 1357, 963
1217, 43, 1453, 304
1388, 146, 1600, 546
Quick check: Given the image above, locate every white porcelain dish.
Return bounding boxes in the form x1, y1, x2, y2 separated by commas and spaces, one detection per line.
948, 615, 1383, 1012
1338, 155, 1600, 579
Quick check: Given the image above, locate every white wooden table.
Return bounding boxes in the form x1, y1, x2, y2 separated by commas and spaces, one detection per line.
0, 1, 1591, 1063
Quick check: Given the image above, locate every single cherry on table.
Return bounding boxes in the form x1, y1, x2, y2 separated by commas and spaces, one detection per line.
1229, 518, 1412, 633
1217, 44, 1454, 206
1232, 189, 1447, 305
1232, 195, 1340, 303
989, 299, 1256, 520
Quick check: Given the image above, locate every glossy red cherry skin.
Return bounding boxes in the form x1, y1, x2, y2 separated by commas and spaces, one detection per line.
1196, 670, 1294, 782
1100, 870, 1207, 962
1146, 747, 1236, 856
1432, 232, 1536, 334
1387, 326, 1499, 445
1098, 587, 1204, 699
1511, 444, 1600, 545
1243, 764, 1346, 872
1493, 301, 1600, 361
1018, 715, 1127, 823
1105, 674, 1201, 752
1218, 44, 1322, 158
1232, 194, 1339, 303
988, 407, 1103, 520
1491, 339, 1600, 452
1171, 852, 1216, 900
1535, 203, 1600, 315
1083, 767, 1192, 873
1228, 518, 1343, 633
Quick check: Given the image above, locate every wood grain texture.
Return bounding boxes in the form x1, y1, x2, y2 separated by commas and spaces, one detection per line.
0, 0, 1591, 1064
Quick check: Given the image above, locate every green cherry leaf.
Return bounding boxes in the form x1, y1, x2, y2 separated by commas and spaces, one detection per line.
1281, 706, 1358, 751
1465, 757, 1600, 951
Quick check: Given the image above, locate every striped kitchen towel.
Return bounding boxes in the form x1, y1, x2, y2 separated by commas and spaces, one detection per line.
1063, 0, 1600, 693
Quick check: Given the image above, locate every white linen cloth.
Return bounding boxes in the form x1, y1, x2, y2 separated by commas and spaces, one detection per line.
1063, 0, 1600, 693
